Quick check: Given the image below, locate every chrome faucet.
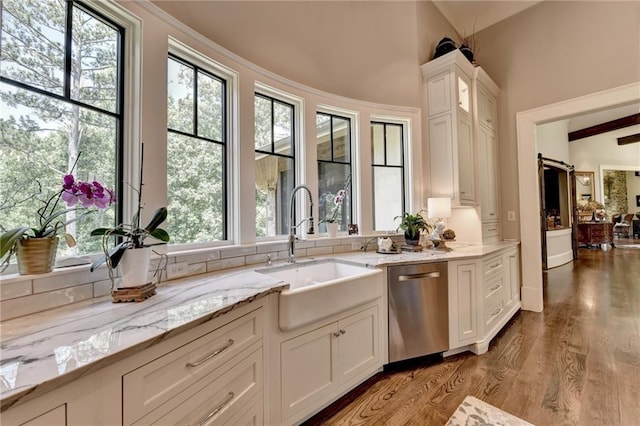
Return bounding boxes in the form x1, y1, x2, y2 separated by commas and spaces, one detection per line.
288, 185, 314, 263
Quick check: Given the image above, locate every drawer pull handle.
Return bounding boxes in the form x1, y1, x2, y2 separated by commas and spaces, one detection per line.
488, 228, 496, 232
489, 213, 495, 216
489, 262, 500, 269
490, 284, 501, 292
194, 391, 235, 426
491, 307, 502, 317
398, 272, 440, 281
186, 339, 234, 368
486, 118, 492, 123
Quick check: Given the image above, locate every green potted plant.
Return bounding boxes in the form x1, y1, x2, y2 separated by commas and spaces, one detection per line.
0, 159, 115, 275
395, 211, 432, 246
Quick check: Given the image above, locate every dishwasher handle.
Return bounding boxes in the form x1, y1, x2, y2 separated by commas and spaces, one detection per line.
398, 271, 440, 281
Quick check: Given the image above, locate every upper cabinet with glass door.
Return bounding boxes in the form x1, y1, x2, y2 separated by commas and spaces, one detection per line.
421, 50, 476, 206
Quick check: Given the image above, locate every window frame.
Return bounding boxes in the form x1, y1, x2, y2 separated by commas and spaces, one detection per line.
371, 120, 406, 231
316, 109, 357, 233
166, 37, 239, 250
254, 92, 297, 238
166, 52, 228, 244
0, 0, 127, 256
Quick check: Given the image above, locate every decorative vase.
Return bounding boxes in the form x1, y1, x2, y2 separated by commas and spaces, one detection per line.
117, 246, 151, 288
15, 237, 58, 275
327, 222, 339, 238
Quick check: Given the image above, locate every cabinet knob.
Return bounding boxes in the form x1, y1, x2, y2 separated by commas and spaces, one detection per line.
340, 329, 346, 335
333, 332, 341, 337
486, 118, 492, 123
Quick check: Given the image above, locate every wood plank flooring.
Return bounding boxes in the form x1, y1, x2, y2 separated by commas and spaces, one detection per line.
303, 242, 640, 425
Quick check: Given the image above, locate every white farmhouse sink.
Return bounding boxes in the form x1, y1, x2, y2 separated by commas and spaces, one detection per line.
257, 258, 383, 331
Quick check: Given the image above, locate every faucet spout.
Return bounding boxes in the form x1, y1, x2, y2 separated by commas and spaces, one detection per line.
288, 185, 315, 263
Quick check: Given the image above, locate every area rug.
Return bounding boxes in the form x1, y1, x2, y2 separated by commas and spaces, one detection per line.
446, 395, 534, 426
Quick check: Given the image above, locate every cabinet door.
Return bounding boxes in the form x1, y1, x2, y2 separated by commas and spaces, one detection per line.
456, 115, 475, 204
337, 306, 379, 384
448, 261, 479, 349
429, 114, 455, 200
280, 323, 337, 420
427, 70, 452, 116
478, 128, 499, 222
477, 84, 496, 131
505, 249, 521, 309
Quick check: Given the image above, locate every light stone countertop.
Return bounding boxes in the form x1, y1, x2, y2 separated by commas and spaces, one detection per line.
0, 240, 518, 411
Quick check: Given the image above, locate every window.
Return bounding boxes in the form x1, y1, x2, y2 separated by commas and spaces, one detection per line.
371, 122, 405, 230
0, 0, 124, 257
167, 54, 227, 244
316, 112, 352, 232
254, 93, 295, 237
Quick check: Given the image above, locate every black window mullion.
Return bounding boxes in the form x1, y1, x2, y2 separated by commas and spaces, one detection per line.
192, 68, 198, 137
64, 1, 73, 99
383, 123, 388, 166
270, 98, 275, 153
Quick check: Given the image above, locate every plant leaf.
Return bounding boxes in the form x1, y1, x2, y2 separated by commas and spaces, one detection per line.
0, 227, 29, 260
149, 228, 170, 242
64, 233, 76, 247
145, 207, 167, 233
90, 241, 130, 272
90, 228, 131, 238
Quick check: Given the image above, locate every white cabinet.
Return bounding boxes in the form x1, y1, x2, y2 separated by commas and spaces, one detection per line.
504, 247, 521, 311
476, 83, 497, 131
474, 68, 502, 243
280, 306, 379, 423
477, 128, 499, 223
447, 247, 521, 356
448, 260, 479, 349
422, 51, 502, 241
422, 50, 476, 206
1, 298, 270, 426
123, 307, 264, 425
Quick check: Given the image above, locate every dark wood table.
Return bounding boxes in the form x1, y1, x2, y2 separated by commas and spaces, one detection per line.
577, 221, 614, 248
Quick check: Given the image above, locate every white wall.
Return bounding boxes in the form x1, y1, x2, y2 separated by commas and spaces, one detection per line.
569, 125, 640, 203
477, 1, 640, 240
114, 1, 424, 246
537, 120, 570, 163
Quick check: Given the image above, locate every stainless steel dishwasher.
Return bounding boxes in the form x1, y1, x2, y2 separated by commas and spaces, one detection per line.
388, 262, 448, 362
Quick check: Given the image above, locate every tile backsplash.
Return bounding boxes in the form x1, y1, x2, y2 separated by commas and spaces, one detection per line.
0, 235, 396, 321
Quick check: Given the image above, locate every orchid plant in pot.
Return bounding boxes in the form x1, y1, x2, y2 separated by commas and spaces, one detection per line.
90, 145, 169, 288
320, 175, 351, 238
0, 156, 115, 275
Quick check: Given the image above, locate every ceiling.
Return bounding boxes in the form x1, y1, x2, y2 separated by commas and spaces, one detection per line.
567, 103, 640, 133
432, 0, 542, 34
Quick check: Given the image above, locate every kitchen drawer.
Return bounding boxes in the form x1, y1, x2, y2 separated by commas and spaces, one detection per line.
228, 395, 264, 426
123, 308, 263, 424
482, 253, 503, 279
484, 298, 505, 331
133, 347, 263, 425
483, 274, 504, 302
16, 405, 66, 426
482, 223, 500, 242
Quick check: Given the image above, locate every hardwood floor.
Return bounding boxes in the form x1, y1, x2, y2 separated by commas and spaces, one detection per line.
303, 243, 640, 425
